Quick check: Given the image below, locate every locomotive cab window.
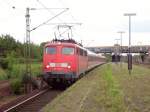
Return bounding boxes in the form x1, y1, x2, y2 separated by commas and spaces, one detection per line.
62, 47, 74, 55
45, 47, 56, 54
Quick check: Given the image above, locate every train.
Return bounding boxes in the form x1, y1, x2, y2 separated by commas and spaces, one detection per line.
42, 39, 106, 87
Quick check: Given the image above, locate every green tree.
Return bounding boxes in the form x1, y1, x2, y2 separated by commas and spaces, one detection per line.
0, 34, 43, 62
0, 35, 18, 57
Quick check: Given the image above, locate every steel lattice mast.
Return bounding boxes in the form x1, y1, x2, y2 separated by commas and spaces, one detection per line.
25, 7, 31, 76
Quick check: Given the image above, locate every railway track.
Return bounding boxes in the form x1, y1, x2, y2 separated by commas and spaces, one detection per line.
1, 88, 62, 112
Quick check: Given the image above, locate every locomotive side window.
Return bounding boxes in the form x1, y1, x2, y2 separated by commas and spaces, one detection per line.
45, 47, 56, 54
80, 49, 83, 56
84, 50, 87, 56
62, 47, 74, 55
76, 48, 79, 55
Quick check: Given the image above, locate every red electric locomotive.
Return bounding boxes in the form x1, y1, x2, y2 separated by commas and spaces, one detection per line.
42, 39, 105, 87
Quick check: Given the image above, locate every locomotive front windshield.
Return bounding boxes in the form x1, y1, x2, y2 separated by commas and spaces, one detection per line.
62, 47, 74, 55
45, 47, 56, 54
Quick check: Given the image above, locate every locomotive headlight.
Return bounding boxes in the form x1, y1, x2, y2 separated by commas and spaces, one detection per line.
61, 63, 71, 68
46, 65, 50, 69
61, 63, 68, 67
49, 63, 55, 67
67, 65, 71, 69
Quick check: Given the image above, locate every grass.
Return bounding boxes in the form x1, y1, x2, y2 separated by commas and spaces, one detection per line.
112, 63, 150, 112
42, 63, 150, 112
102, 64, 126, 112
43, 63, 127, 112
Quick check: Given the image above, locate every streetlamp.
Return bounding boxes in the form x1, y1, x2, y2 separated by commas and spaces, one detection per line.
117, 31, 125, 64
115, 39, 120, 45
114, 39, 120, 62
117, 31, 125, 52
124, 13, 136, 74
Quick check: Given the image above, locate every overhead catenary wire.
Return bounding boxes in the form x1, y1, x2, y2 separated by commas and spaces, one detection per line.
56, 0, 83, 41
35, 0, 65, 23
35, 0, 81, 27
72, 26, 83, 38
30, 8, 69, 32
59, 27, 71, 37
30, 8, 68, 10
2, 0, 13, 7
57, 0, 78, 22
34, 0, 82, 39
1, 0, 82, 44
45, 22, 82, 26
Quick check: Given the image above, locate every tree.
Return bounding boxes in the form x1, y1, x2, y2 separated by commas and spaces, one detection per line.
0, 34, 43, 62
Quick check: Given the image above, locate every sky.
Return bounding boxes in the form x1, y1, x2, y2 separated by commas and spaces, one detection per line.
0, 0, 150, 47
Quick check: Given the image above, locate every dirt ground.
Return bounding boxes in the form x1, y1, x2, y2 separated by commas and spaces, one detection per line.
0, 80, 13, 106
0, 80, 11, 97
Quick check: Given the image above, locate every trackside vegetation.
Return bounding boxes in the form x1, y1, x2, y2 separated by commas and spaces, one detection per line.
42, 63, 150, 112
0, 68, 7, 80
0, 63, 42, 94
0, 34, 44, 80
0, 34, 45, 94
0, 63, 42, 80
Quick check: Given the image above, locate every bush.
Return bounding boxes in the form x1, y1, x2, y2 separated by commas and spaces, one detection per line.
10, 78, 22, 94
6, 51, 18, 71
0, 67, 8, 80
0, 58, 8, 69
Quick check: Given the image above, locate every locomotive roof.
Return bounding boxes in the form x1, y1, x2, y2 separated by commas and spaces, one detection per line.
45, 42, 79, 47
45, 38, 83, 47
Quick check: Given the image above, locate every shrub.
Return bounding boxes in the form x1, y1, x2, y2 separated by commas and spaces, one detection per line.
0, 67, 8, 80
0, 58, 8, 69
10, 78, 22, 94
